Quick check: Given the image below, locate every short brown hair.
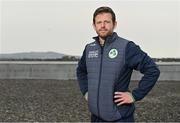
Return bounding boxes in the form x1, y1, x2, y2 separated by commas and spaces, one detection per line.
93, 6, 116, 24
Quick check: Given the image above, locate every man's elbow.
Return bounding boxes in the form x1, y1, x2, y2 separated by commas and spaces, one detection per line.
147, 65, 161, 82
154, 66, 160, 80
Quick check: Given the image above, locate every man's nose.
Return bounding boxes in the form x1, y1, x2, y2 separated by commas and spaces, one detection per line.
101, 22, 105, 27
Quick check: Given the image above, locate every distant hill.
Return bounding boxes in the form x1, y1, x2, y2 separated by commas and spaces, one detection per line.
0, 52, 80, 61
153, 58, 180, 62
1, 52, 179, 62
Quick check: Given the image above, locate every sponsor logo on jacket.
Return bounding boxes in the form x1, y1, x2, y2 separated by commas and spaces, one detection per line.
88, 50, 98, 58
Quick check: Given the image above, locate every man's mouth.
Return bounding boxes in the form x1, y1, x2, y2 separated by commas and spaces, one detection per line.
99, 30, 107, 32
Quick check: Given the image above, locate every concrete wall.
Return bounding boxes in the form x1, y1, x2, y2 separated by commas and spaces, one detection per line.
0, 61, 180, 81
0, 61, 76, 80
131, 63, 180, 81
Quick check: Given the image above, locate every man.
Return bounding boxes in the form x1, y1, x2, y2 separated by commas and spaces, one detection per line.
76, 6, 160, 122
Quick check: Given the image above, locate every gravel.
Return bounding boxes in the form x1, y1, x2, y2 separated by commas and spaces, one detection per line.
0, 79, 179, 122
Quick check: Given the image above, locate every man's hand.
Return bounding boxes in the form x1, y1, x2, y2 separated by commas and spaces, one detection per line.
84, 92, 88, 101
114, 92, 135, 106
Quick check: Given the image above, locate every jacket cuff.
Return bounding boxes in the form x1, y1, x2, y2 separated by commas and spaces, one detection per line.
127, 92, 136, 102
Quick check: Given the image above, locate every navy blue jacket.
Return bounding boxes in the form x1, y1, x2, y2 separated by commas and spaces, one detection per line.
76, 33, 160, 119
77, 36, 160, 99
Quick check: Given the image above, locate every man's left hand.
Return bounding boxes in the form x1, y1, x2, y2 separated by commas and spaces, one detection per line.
114, 92, 135, 106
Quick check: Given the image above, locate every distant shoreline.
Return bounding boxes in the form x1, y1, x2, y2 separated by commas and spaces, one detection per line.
0, 61, 180, 65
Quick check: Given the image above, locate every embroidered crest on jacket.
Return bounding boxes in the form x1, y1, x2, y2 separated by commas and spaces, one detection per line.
108, 49, 118, 58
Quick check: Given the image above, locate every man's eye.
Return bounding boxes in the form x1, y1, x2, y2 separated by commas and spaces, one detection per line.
105, 21, 110, 23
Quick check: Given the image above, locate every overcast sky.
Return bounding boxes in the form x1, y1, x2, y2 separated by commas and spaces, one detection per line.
0, 0, 180, 58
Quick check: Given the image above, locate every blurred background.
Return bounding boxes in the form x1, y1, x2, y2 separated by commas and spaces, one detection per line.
0, 0, 179, 122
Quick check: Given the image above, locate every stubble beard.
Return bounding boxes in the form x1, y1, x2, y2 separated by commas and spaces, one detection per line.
97, 30, 113, 39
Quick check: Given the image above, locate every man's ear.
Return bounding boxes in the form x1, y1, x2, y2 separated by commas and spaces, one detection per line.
114, 21, 117, 29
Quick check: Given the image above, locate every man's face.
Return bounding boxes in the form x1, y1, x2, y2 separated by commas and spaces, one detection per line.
93, 12, 117, 39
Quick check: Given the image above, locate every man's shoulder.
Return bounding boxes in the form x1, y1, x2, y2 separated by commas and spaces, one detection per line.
86, 41, 97, 47
116, 36, 138, 47
114, 36, 134, 48
116, 36, 132, 43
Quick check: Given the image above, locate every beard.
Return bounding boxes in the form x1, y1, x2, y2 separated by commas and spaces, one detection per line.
96, 28, 113, 39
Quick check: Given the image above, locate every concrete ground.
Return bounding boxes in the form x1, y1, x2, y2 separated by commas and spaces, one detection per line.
0, 79, 179, 122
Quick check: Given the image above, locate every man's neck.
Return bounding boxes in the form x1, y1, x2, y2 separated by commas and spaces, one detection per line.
99, 37, 105, 46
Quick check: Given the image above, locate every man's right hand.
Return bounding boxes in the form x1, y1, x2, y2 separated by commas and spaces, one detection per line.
84, 92, 88, 101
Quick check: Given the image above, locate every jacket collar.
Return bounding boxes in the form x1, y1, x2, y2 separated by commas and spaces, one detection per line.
92, 32, 118, 45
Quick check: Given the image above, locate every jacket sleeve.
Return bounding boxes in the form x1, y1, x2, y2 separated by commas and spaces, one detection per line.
76, 46, 88, 96
125, 41, 160, 101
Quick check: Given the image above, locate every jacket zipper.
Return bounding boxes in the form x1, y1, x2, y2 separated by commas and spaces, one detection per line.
97, 45, 104, 117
